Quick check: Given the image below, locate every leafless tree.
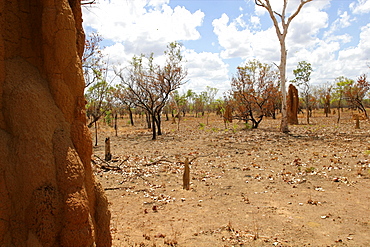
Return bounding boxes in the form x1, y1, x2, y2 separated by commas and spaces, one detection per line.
116, 42, 187, 140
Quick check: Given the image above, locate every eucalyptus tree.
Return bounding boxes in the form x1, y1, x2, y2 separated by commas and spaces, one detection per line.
254, 0, 313, 132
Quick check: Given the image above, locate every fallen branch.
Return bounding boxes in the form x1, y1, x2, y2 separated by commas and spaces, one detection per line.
93, 155, 122, 171
118, 156, 130, 166
144, 157, 174, 166
189, 152, 213, 164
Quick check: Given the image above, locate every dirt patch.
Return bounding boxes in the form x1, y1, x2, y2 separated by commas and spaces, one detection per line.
94, 111, 370, 246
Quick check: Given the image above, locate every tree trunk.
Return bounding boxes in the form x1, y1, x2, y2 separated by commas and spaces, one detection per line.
151, 112, 156, 140
114, 113, 118, 136
156, 111, 162, 135
128, 107, 134, 126
279, 43, 289, 133
355, 115, 360, 129
146, 112, 151, 129
94, 121, 98, 146
337, 102, 341, 124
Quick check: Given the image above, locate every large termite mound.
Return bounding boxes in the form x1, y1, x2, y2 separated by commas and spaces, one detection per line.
0, 0, 111, 246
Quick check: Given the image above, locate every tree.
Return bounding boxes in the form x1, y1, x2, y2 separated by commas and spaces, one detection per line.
113, 85, 136, 126
83, 32, 114, 145
254, 0, 313, 132
291, 61, 313, 124
204, 86, 219, 125
116, 42, 187, 140
82, 32, 105, 88
85, 79, 114, 145
193, 93, 206, 117
343, 74, 369, 119
333, 76, 353, 124
316, 83, 332, 117
230, 59, 279, 129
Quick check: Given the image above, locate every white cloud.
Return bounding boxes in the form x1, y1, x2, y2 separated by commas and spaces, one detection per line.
323, 11, 355, 39
253, 0, 329, 17
350, 0, 370, 14
182, 50, 230, 95
83, 0, 369, 97
82, 0, 204, 55
288, 6, 329, 48
250, 16, 260, 28
212, 14, 254, 59
287, 23, 370, 85
338, 23, 370, 61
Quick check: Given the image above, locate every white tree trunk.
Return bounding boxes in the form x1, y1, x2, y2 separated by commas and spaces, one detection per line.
254, 0, 313, 133
279, 41, 289, 133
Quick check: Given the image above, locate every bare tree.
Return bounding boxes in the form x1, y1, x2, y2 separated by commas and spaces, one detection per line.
254, 0, 313, 132
82, 32, 105, 88
317, 83, 333, 117
116, 42, 187, 140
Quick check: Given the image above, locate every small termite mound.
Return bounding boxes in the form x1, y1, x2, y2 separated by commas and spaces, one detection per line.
183, 157, 190, 190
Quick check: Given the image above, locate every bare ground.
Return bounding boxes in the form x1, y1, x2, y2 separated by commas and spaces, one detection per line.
92, 111, 370, 247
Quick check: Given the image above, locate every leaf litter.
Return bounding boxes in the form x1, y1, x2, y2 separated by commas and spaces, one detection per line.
93, 112, 370, 246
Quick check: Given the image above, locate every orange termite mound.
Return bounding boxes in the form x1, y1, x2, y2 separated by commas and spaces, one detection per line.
0, 0, 111, 246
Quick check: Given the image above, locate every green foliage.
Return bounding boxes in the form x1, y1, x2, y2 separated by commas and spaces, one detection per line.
232, 123, 238, 133
244, 122, 252, 129
333, 77, 354, 96
291, 61, 312, 86
332, 76, 354, 104
198, 122, 205, 130
305, 167, 315, 173
105, 110, 112, 126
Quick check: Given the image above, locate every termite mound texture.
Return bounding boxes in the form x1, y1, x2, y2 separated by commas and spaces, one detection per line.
287, 84, 299, 125
0, 1, 111, 246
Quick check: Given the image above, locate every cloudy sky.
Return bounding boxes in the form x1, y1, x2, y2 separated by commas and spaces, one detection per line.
82, 0, 370, 97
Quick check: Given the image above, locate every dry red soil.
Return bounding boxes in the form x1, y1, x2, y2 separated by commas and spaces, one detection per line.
92, 111, 370, 247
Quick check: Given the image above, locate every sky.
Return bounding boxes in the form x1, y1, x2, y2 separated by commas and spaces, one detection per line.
82, 0, 370, 98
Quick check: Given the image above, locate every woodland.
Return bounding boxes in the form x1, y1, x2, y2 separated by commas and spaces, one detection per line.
83, 22, 370, 247
92, 111, 370, 246
81, 1, 370, 245
2, 0, 369, 246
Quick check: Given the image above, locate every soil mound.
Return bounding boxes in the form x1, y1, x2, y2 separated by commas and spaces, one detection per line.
0, 1, 111, 246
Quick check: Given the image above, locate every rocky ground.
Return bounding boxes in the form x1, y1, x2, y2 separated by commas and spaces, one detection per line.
92, 110, 370, 247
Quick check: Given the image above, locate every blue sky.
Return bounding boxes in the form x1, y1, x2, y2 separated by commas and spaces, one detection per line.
82, 0, 370, 97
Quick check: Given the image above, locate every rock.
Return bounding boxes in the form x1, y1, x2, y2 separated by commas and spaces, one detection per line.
0, 1, 111, 246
